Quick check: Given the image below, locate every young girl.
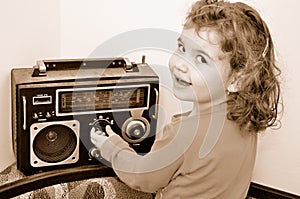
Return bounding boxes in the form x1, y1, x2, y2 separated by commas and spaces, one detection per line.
91, 0, 281, 198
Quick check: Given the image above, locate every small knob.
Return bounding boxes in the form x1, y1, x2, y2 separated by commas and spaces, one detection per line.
89, 147, 101, 159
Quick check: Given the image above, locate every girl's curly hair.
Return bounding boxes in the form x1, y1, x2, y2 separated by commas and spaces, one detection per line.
185, 0, 282, 132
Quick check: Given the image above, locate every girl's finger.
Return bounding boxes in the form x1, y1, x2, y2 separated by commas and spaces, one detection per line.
105, 125, 115, 136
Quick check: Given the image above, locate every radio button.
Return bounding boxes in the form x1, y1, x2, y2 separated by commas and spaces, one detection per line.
38, 112, 43, 118
46, 112, 51, 118
32, 113, 38, 119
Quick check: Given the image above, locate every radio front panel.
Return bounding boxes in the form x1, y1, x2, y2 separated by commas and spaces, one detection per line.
11, 57, 159, 175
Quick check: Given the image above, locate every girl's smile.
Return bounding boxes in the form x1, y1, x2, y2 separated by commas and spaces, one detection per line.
173, 72, 192, 87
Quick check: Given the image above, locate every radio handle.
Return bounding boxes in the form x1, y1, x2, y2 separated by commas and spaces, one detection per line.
32, 57, 138, 77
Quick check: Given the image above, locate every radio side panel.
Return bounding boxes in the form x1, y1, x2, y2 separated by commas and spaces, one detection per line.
11, 69, 31, 172
11, 69, 18, 155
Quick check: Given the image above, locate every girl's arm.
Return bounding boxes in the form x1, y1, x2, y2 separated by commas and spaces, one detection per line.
98, 125, 184, 193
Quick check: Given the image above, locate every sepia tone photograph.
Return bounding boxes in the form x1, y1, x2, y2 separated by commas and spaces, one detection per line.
0, 0, 299, 198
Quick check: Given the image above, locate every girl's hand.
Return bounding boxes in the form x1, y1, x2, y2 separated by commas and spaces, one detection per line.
90, 125, 116, 149
90, 128, 108, 149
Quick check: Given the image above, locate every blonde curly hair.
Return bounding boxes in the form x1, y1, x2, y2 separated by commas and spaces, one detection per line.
185, 0, 282, 132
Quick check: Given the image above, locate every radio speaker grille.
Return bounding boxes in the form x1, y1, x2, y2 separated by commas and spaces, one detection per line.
32, 125, 77, 163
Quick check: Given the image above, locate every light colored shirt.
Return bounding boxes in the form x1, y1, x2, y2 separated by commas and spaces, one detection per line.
100, 106, 257, 199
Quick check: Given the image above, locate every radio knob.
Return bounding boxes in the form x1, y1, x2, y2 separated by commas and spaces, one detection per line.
89, 118, 111, 136
89, 147, 101, 159
122, 117, 150, 144
125, 120, 146, 139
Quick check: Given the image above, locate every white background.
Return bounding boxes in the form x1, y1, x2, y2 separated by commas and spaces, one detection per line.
0, 0, 60, 171
1, 0, 299, 195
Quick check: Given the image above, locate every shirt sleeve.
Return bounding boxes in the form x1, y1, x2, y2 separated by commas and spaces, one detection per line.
99, 124, 184, 193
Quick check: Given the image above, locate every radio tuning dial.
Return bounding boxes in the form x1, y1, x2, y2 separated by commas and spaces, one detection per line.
125, 120, 146, 138
122, 118, 150, 144
89, 118, 112, 136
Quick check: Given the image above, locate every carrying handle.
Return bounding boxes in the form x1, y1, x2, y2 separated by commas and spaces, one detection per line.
32, 57, 136, 77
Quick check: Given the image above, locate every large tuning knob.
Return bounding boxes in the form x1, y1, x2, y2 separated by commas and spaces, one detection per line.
89, 118, 112, 136
122, 117, 150, 144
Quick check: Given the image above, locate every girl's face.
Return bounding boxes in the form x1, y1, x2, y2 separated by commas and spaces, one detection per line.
169, 27, 231, 107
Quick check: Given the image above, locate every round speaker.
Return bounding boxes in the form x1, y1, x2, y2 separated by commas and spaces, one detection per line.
32, 124, 77, 163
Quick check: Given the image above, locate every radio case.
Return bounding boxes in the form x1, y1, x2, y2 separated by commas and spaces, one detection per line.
11, 57, 159, 175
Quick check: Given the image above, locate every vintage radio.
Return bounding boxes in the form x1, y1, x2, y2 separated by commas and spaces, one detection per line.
11, 57, 159, 175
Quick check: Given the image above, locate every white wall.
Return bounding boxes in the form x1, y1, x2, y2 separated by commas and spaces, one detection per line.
0, 0, 60, 170
1, 0, 299, 196
60, 0, 191, 58
249, 0, 300, 195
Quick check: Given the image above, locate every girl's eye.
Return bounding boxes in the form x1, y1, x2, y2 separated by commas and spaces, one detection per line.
178, 43, 185, 53
196, 55, 207, 64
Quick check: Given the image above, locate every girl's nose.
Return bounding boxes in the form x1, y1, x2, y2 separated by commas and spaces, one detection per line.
171, 55, 189, 73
